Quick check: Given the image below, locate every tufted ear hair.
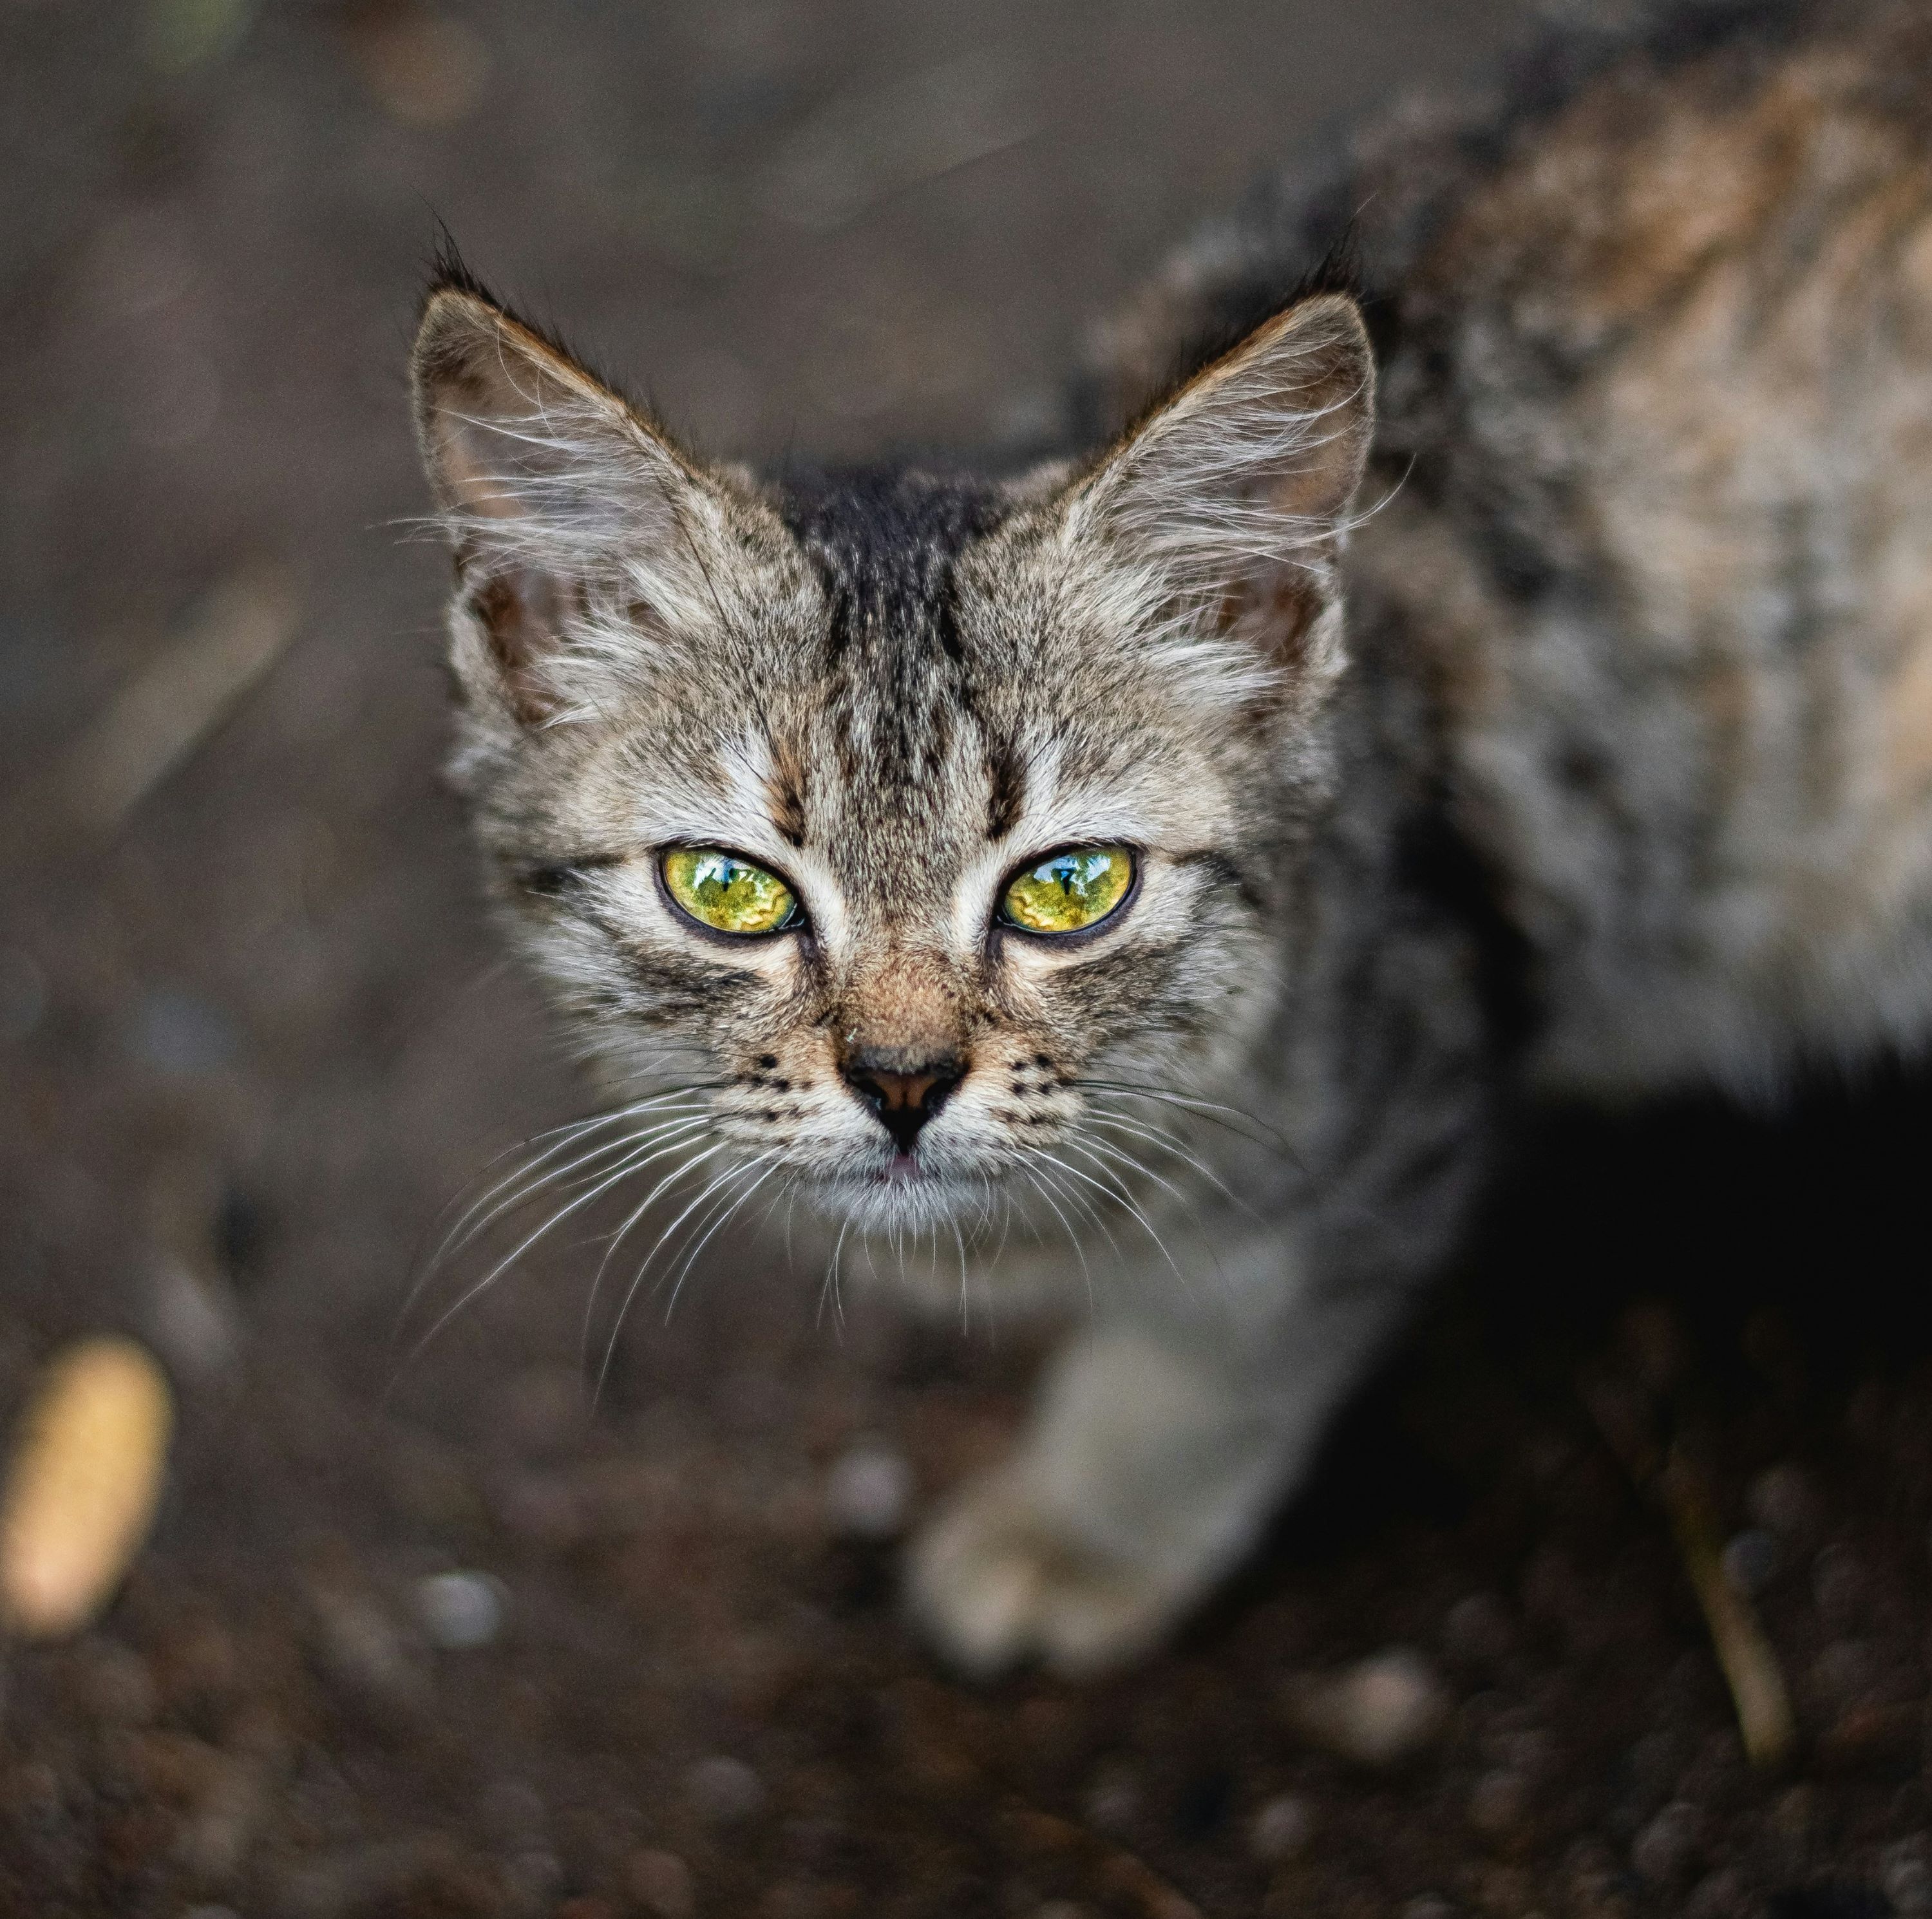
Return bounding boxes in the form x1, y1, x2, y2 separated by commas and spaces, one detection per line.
1065, 292, 1375, 710
410, 273, 729, 724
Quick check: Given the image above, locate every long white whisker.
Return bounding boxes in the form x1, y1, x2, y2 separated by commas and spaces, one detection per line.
949, 1215, 970, 1319
578, 1124, 724, 1364
1023, 1166, 1095, 1311
1079, 1106, 1244, 1204
1036, 1147, 1191, 1299
590, 1144, 737, 1395
1064, 1121, 1202, 1215
1077, 1078, 1294, 1157
659, 1155, 782, 1325
819, 1215, 853, 1332
404, 1126, 719, 1367
406, 1091, 717, 1322
591, 1136, 765, 1391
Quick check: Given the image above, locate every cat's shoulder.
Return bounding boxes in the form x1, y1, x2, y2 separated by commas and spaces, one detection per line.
1081, 0, 1923, 437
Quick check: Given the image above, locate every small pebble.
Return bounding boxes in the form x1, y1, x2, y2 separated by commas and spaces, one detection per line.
1812, 1542, 1867, 1628
685, 1754, 766, 1825
81, 1639, 159, 1725
1248, 1792, 1314, 1863
176, 1752, 272, 1885
148, 1253, 240, 1381
1685, 1869, 1746, 1919
1081, 1761, 1141, 1836
1720, 1527, 1779, 1594
1882, 1839, 1932, 1916
1747, 1463, 1821, 1542
506, 1849, 564, 1904
1402, 1898, 1455, 1919
415, 1569, 507, 1650
1467, 1770, 1529, 1838
824, 1441, 913, 1540
1288, 1647, 1449, 1766
1631, 1801, 1701, 1884
627, 1848, 696, 1919
310, 1584, 424, 1706
1443, 1592, 1514, 1665
1808, 1637, 1875, 1705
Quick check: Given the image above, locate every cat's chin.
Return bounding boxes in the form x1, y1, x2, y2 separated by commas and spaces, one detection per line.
804, 1161, 1002, 1235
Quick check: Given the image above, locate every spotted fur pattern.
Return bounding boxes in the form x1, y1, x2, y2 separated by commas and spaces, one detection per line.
410, 0, 1932, 1673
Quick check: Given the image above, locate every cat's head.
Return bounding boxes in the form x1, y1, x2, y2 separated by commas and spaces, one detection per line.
410, 265, 1372, 1239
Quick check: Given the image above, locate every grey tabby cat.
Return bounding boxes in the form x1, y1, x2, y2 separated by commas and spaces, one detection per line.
410, 0, 1932, 1675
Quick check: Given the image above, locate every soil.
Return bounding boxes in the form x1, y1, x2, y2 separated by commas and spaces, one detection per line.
3, 4, 1929, 1916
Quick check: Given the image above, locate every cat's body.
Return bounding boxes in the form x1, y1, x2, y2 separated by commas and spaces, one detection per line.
410, 0, 1932, 1675
1103, 0, 1932, 1104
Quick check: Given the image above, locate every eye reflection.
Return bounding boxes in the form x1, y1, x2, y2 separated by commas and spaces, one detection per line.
661, 847, 799, 936
999, 847, 1134, 936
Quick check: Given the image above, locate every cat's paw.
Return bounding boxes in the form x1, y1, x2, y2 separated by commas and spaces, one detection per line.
905, 1469, 1184, 1679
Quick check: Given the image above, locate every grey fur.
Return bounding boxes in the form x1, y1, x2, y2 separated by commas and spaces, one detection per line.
410, 0, 1932, 1672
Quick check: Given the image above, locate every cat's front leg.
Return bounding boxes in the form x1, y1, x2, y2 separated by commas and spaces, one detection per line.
906, 1255, 1406, 1678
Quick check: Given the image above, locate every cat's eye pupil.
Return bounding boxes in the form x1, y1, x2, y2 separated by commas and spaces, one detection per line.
663, 847, 798, 936
1000, 846, 1133, 936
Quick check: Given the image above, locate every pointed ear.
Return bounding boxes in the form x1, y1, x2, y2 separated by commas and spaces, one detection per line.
1068, 292, 1374, 708
410, 280, 724, 724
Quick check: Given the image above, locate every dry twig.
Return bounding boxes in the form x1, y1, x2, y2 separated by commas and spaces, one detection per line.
1583, 1338, 1797, 1770
48, 562, 301, 841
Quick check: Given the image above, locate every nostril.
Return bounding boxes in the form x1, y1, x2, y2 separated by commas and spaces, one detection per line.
842, 1057, 965, 1154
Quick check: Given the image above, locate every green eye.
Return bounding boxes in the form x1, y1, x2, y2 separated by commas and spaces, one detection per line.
999, 847, 1135, 936
661, 847, 800, 936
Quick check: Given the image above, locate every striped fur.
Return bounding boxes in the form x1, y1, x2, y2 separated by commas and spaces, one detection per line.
410, 0, 1932, 1674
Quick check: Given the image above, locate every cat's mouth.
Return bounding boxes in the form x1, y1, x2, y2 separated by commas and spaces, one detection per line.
805, 1145, 997, 1228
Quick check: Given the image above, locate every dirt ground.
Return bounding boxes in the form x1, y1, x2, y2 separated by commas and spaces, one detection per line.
4, 3, 1931, 1915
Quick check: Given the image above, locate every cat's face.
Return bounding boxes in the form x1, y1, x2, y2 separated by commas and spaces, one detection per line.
412, 270, 1371, 1240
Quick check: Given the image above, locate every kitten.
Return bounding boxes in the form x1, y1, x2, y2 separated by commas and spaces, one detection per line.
410, 0, 1932, 1676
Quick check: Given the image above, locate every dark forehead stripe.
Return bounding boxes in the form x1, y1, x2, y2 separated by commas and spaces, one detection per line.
773, 466, 1012, 789
774, 466, 1009, 658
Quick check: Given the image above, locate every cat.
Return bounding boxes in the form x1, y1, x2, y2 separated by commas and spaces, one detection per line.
409, 0, 1932, 1677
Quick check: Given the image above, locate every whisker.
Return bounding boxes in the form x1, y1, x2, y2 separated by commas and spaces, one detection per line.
819, 1215, 854, 1332
1064, 1120, 1203, 1215
660, 1155, 782, 1325
1036, 1146, 1193, 1299
949, 1215, 971, 1318
578, 1126, 724, 1365
429, 1085, 719, 1248
404, 1128, 709, 1368
1078, 1077, 1297, 1160
1023, 1166, 1097, 1311
457, 1112, 715, 1247
405, 1089, 717, 1325
1078, 1107, 1246, 1205
590, 1144, 740, 1397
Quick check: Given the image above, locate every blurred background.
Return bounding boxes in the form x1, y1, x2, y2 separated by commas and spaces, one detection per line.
5, 3, 1932, 1916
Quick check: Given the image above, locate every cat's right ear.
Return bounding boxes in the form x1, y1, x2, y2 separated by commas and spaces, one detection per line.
410, 275, 724, 724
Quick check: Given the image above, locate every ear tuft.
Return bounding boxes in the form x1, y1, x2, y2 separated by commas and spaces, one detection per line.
1070, 292, 1376, 706
408, 274, 723, 724
410, 283, 677, 557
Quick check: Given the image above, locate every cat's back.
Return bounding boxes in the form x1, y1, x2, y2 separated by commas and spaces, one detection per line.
1101, 0, 1932, 1097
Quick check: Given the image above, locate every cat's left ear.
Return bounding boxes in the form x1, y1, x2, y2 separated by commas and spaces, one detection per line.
1067, 292, 1374, 707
